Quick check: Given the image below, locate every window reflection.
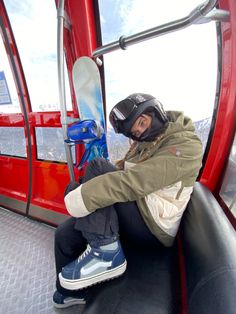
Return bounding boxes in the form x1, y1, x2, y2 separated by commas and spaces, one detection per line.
36, 127, 75, 162
220, 134, 236, 217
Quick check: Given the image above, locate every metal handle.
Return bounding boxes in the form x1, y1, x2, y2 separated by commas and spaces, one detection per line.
92, 0, 218, 58
57, 0, 75, 181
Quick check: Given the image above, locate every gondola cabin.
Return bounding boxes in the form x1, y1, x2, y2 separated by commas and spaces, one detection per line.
0, 0, 235, 313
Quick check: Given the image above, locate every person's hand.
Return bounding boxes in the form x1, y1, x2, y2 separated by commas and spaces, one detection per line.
64, 181, 80, 197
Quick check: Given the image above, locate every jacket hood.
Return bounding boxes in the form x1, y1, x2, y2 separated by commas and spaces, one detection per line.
134, 111, 196, 151
164, 111, 195, 136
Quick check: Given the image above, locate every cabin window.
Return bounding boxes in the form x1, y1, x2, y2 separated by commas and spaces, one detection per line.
3, 0, 72, 112
0, 26, 26, 157
35, 127, 75, 162
219, 134, 236, 217
0, 127, 26, 157
0, 32, 21, 114
98, 0, 218, 163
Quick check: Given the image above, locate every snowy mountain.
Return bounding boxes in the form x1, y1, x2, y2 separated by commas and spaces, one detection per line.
107, 117, 212, 163
194, 117, 212, 151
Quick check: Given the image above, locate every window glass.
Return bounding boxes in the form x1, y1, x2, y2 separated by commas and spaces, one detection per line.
99, 0, 218, 162
220, 134, 236, 217
3, 0, 72, 112
0, 32, 21, 113
0, 127, 26, 157
35, 127, 75, 162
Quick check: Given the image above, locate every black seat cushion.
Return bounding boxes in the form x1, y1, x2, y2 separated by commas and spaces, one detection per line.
180, 182, 236, 314
84, 242, 180, 314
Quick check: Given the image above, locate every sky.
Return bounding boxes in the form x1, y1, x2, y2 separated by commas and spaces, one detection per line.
1, 0, 218, 122
1, 0, 62, 113
99, 0, 218, 122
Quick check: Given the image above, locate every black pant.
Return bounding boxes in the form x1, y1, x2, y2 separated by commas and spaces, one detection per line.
54, 158, 158, 295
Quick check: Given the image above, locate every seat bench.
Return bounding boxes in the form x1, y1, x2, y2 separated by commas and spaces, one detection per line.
180, 182, 236, 314
85, 235, 180, 313
84, 182, 236, 314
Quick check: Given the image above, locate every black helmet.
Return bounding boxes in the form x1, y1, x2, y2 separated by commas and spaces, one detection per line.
109, 93, 168, 137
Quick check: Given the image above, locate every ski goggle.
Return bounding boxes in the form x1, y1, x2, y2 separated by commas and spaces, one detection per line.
109, 99, 137, 133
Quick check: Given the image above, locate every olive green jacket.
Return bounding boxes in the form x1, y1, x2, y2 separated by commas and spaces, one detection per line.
64, 111, 203, 247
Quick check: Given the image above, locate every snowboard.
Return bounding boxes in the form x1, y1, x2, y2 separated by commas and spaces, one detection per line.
71, 56, 108, 169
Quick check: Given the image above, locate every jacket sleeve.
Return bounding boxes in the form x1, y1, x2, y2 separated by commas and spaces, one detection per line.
64, 140, 202, 217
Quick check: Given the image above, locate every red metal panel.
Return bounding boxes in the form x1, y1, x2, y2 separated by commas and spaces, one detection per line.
0, 156, 28, 201
65, 0, 97, 58
31, 161, 71, 214
28, 112, 62, 127
0, 114, 24, 126
200, 0, 236, 192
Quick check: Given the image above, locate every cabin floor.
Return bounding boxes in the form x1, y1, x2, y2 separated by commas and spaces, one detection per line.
0, 207, 85, 314
0, 207, 180, 314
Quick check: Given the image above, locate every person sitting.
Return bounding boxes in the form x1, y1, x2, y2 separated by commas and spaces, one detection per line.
53, 93, 203, 308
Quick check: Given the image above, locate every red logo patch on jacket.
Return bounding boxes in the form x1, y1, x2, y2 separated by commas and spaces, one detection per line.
168, 147, 181, 157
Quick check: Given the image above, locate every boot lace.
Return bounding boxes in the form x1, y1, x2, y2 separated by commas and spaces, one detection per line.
78, 245, 92, 262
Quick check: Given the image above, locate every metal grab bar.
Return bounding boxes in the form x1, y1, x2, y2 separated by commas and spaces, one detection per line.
57, 0, 75, 181
92, 0, 218, 58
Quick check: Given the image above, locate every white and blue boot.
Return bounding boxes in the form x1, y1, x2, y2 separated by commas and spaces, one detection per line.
53, 290, 86, 308
59, 240, 127, 290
